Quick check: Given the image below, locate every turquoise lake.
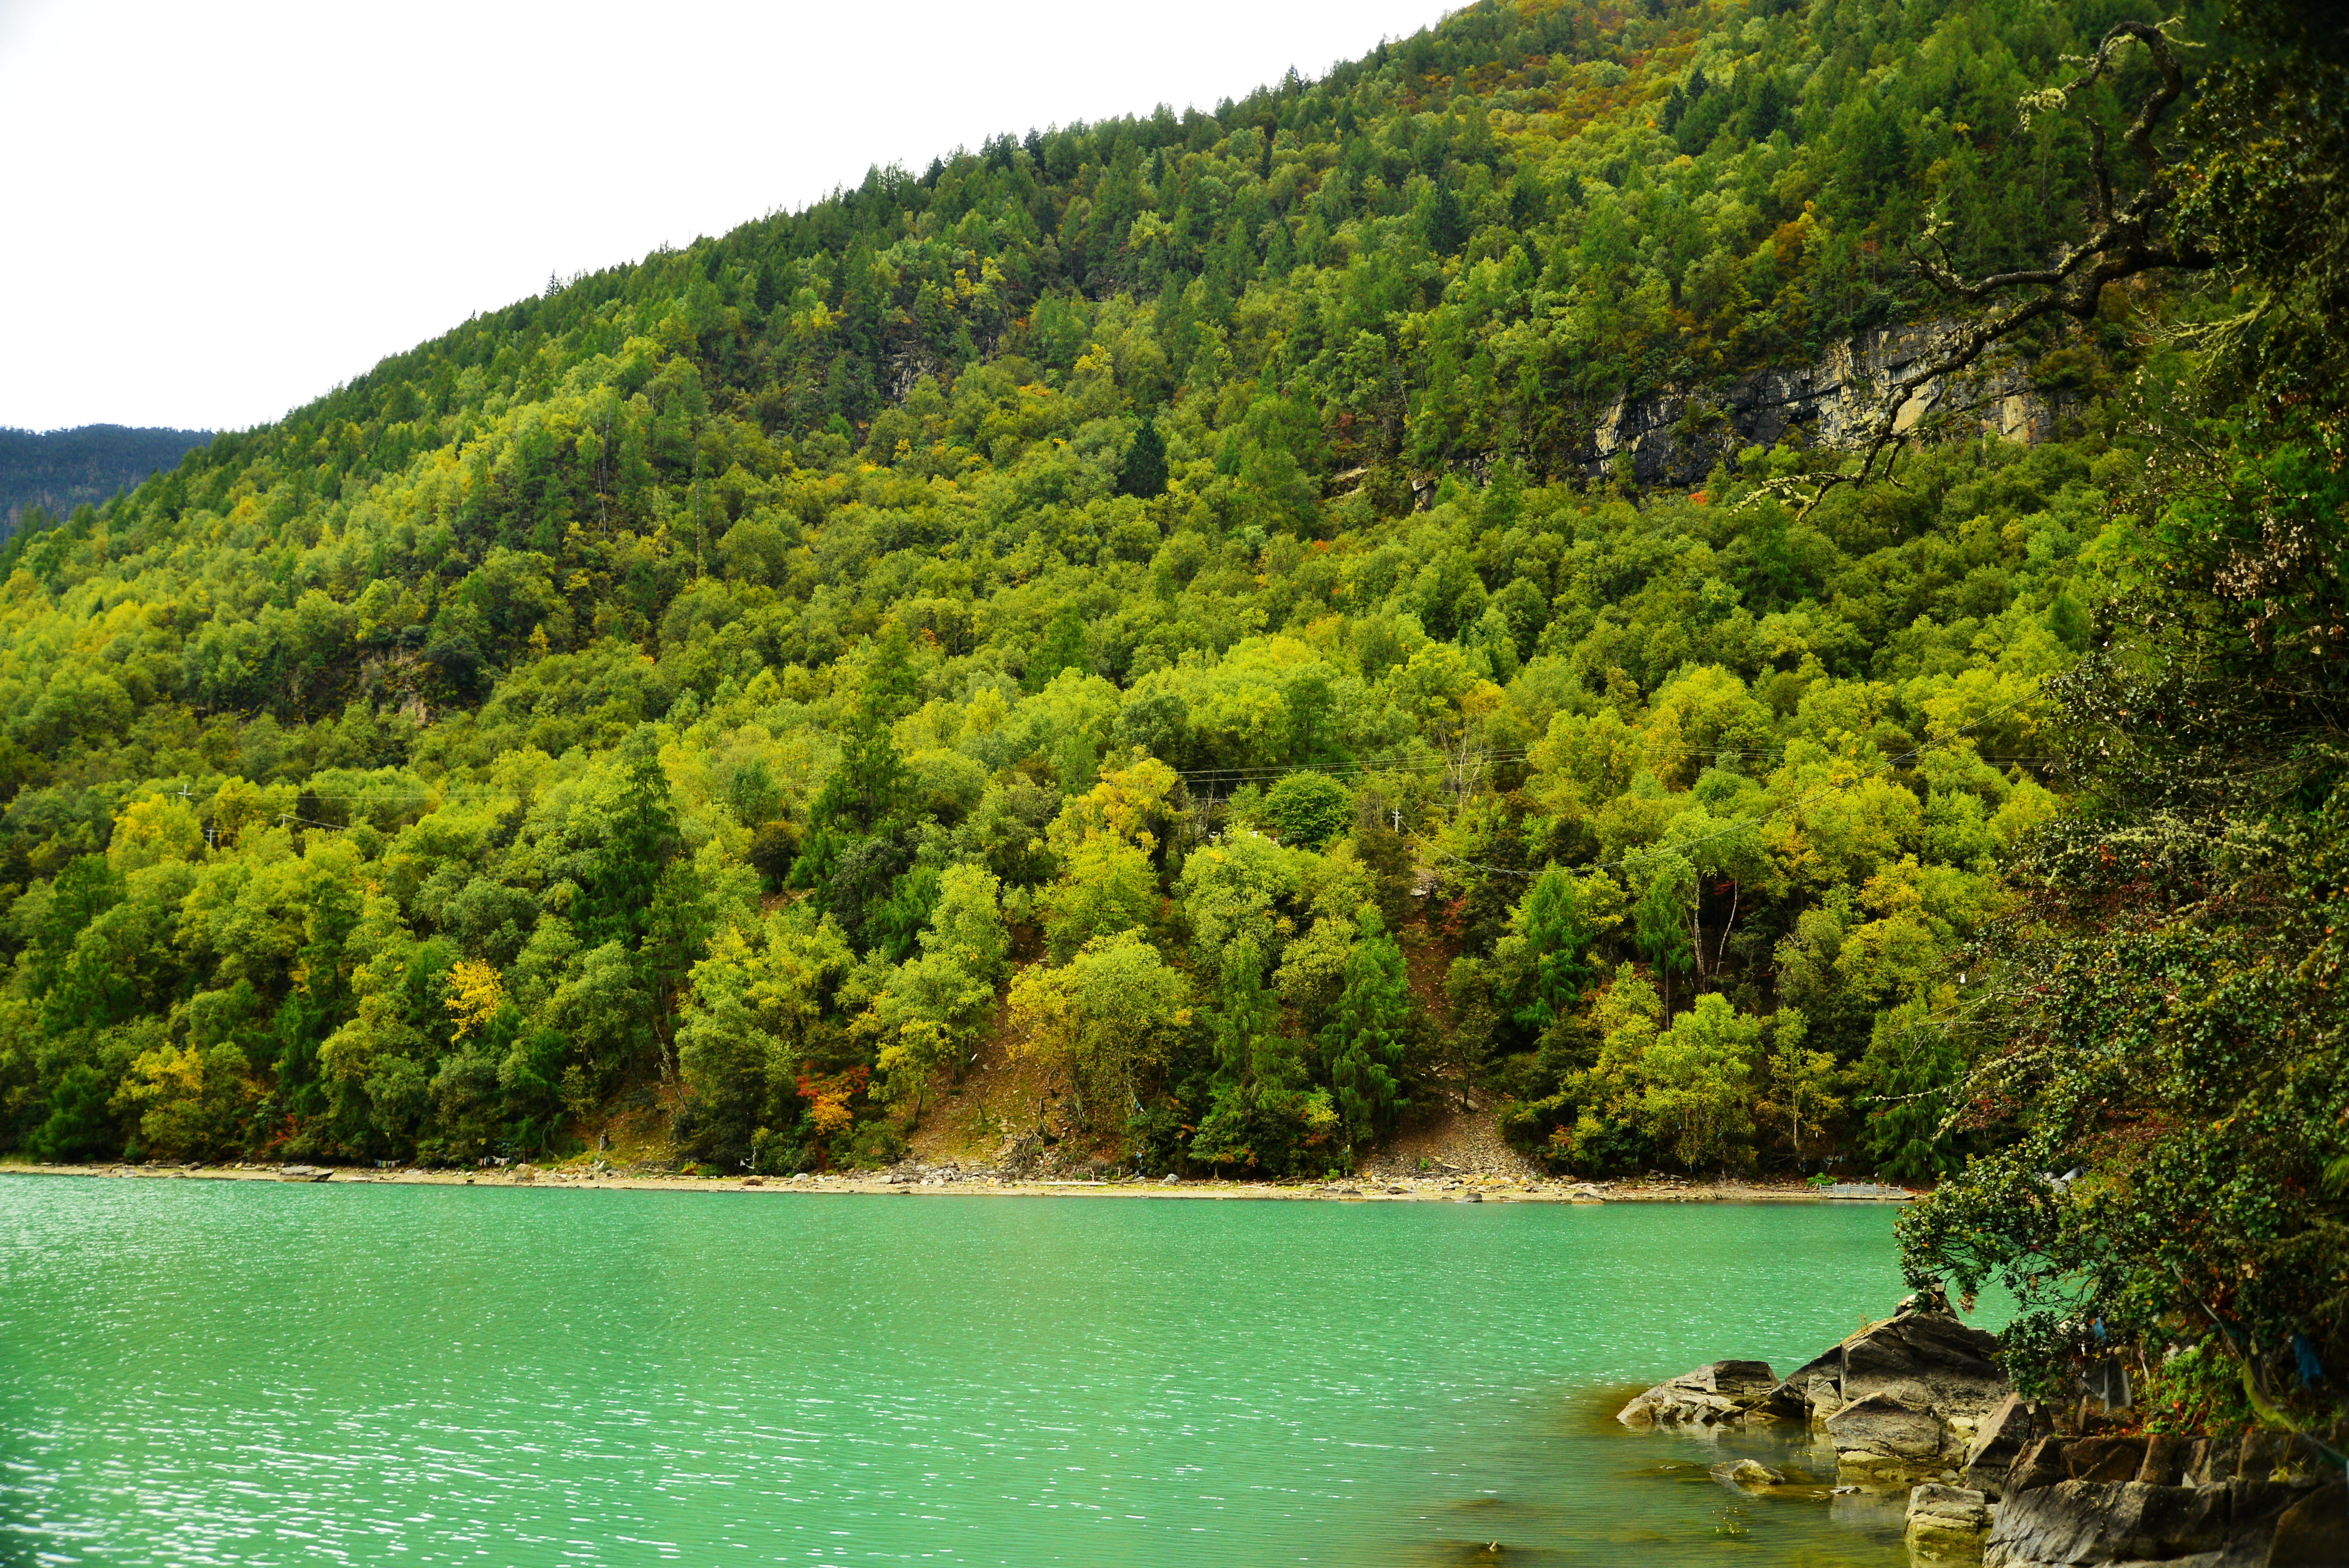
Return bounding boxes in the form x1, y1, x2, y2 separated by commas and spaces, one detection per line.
0, 1180, 1972, 1565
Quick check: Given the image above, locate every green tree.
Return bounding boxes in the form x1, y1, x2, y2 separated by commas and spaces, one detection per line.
25, 855, 123, 1009
1258, 771, 1351, 850
1516, 867, 1623, 1030
1637, 994, 1759, 1172
1320, 908, 1410, 1157
1189, 937, 1299, 1172
1418, 178, 1468, 255
868, 863, 1009, 1122
28, 1063, 119, 1161
1041, 838, 1157, 961
792, 662, 909, 893
1008, 928, 1192, 1134
1631, 855, 1697, 1018
579, 728, 680, 949
1117, 416, 1168, 499
1027, 606, 1090, 693
1756, 1009, 1842, 1166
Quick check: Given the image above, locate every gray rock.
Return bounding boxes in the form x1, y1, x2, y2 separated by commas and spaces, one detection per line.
2132, 1434, 2194, 1488
2272, 1480, 2349, 1565
1759, 1343, 1846, 1420
1843, 1305, 2007, 1415
1963, 1393, 2044, 1499
1907, 1484, 1992, 1557
1711, 1458, 1786, 1488
275, 1165, 332, 1182
1985, 1432, 2346, 1568
1617, 1360, 1780, 1427
1759, 1299, 2007, 1425
1986, 1478, 2223, 1566
1825, 1392, 1950, 1479
2057, 1437, 2153, 1487
1576, 321, 2055, 489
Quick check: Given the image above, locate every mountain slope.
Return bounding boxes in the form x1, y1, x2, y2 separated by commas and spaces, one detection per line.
0, 425, 214, 532
0, 0, 2226, 1186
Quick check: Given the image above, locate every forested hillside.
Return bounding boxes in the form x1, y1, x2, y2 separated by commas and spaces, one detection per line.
0, 426, 214, 534
2, 0, 2340, 1420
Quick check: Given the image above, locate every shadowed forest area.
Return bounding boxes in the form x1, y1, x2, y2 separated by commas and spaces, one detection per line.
1, 426, 214, 534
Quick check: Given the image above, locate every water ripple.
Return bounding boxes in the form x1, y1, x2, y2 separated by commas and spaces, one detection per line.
0, 1180, 1942, 1565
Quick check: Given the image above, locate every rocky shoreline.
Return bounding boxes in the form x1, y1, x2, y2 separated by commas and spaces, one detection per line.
0, 1160, 1921, 1204
1617, 1297, 2347, 1565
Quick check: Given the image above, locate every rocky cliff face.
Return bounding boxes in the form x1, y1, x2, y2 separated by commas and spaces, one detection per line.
1574, 323, 2055, 489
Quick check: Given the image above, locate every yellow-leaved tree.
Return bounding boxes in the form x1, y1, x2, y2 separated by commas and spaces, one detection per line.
445, 959, 506, 1041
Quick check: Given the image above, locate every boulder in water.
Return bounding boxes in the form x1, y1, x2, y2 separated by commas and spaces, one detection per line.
1616, 1360, 1780, 1426
1905, 1483, 1990, 1557
1825, 1391, 1952, 1478
1710, 1458, 1786, 1488
1759, 1295, 2007, 1429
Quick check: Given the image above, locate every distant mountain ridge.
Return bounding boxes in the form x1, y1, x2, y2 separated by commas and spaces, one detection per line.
0, 425, 213, 532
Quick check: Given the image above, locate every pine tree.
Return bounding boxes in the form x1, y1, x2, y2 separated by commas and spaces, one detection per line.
580, 727, 680, 950
1321, 908, 1410, 1156
1632, 859, 1696, 1019
1517, 868, 1597, 1030
792, 626, 913, 891
1419, 178, 1469, 255
1212, 940, 1277, 1102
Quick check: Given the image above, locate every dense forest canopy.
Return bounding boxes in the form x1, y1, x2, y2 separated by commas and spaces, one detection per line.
2, 0, 2342, 1441
0, 425, 214, 533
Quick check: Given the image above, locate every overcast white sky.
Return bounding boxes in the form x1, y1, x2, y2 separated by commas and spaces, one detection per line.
0, 0, 1447, 434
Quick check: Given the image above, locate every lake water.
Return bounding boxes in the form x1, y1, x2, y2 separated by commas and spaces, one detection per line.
0, 1180, 1962, 1566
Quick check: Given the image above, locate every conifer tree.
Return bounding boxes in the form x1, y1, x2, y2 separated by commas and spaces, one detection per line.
1321, 909, 1409, 1157
580, 727, 679, 950
1116, 416, 1167, 499
793, 629, 913, 891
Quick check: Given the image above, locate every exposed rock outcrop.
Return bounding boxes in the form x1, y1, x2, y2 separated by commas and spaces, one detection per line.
1573, 323, 2056, 489
1763, 1299, 2008, 1419
1758, 1296, 2010, 1483
1622, 1297, 2347, 1565
1622, 1299, 2005, 1480
1616, 1359, 1780, 1426
1984, 1431, 2345, 1567
1963, 1393, 2049, 1500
